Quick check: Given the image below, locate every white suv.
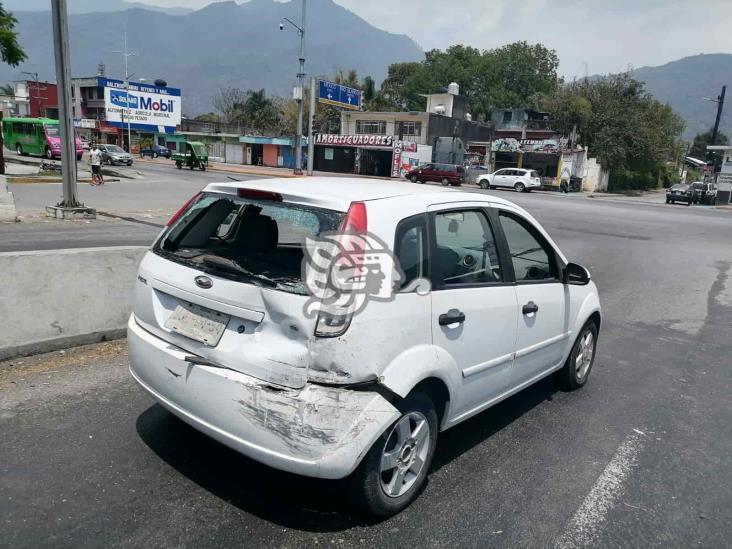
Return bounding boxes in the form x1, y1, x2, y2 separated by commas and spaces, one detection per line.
128, 177, 601, 516
477, 168, 541, 192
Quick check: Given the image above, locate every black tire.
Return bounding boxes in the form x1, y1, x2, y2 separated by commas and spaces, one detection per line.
479, 179, 489, 189
557, 321, 598, 390
15, 143, 22, 156
175, 161, 182, 169
514, 182, 526, 193
153, 152, 158, 159
189, 164, 194, 170
200, 163, 206, 171
441, 178, 450, 186
127, 161, 133, 166
666, 198, 670, 204
45, 146, 53, 159
670, 200, 675, 204
409, 175, 418, 183
686, 199, 691, 206
350, 392, 438, 517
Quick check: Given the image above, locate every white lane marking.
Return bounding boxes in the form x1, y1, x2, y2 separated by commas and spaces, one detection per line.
554, 432, 644, 549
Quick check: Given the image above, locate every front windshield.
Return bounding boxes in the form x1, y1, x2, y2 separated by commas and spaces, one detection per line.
107, 145, 125, 153
43, 125, 59, 137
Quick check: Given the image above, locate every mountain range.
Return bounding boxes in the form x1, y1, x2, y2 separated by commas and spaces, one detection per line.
631, 54, 731, 141
0, 0, 729, 141
2, 0, 193, 16
0, 0, 423, 114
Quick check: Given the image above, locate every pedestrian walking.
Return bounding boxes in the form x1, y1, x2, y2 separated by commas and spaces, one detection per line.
90, 144, 103, 186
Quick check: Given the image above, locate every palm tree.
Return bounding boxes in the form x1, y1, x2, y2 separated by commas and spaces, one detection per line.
0, 83, 14, 96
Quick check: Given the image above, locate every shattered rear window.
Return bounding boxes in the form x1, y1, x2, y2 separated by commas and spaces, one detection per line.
154, 192, 343, 294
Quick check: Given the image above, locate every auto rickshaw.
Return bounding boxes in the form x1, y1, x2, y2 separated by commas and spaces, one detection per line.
171, 141, 208, 171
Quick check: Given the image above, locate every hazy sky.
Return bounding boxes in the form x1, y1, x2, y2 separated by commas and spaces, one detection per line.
143, 0, 732, 78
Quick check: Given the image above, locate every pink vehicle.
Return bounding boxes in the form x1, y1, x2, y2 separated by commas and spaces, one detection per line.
3, 117, 83, 161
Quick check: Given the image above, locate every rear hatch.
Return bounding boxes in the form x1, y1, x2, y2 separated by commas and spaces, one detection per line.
133, 187, 343, 388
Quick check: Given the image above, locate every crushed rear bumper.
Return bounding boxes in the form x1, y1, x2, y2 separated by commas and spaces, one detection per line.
127, 315, 399, 479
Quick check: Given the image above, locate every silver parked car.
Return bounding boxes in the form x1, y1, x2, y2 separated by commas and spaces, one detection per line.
98, 144, 134, 166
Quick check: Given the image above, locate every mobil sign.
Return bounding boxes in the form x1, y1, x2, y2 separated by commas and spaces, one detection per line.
100, 77, 181, 133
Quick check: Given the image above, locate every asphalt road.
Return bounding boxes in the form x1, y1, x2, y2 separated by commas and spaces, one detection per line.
1, 189, 731, 548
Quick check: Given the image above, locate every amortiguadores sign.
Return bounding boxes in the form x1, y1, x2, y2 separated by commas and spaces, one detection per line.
99, 77, 181, 133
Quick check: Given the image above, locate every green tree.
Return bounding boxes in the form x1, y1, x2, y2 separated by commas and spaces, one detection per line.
377, 42, 560, 120
689, 128, 729, 159
539, 87, 592, 139
378, 62, 423, 111
234, 89, 280, 132
543, 73, 685, 189
0, 4, 25, 66
194, 112, 219, 123
0, 82, 13, 95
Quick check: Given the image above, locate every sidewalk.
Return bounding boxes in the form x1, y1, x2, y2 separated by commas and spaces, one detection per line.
135, 156, 395, 180
135, 156, 301, 178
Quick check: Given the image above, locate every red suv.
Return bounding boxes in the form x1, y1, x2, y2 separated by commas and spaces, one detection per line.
406, 163, 465, 186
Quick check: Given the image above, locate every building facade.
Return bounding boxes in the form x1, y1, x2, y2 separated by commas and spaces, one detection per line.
708, 145, 732, 204
313, 85, 491, 178
71, 76, 122, 145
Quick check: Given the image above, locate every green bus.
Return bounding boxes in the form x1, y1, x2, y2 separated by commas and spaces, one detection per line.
3, 117, 83, 160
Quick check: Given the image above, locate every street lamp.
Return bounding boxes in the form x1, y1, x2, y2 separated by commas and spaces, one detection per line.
113, 30, 138, 151
280, 0, 306, 175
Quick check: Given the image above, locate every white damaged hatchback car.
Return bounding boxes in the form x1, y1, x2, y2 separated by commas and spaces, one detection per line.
128, 177, 601, 516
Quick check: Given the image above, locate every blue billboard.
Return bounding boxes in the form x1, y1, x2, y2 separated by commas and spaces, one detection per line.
99, 77, 181, 133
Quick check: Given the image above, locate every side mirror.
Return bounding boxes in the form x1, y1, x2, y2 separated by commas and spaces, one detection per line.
563, 262, 591, 285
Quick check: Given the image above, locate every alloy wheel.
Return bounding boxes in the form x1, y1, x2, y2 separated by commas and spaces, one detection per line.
575, 330, 594, 380
379, 411, 430, 498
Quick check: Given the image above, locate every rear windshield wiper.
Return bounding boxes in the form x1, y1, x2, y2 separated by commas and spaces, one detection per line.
201, 256, 276, 288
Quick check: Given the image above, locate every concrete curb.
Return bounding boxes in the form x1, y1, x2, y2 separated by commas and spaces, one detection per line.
0, 246, 147, 361
135, 157, 300, 178
0, 329, 126, 362
8, 176, 122, 185
0, 174, 18, 222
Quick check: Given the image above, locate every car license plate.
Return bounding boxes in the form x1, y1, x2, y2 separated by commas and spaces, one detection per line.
164, 302, 230, 346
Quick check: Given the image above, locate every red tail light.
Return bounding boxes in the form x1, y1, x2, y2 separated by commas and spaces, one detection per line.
166, 192, 202, 226
339, 201, 367, 234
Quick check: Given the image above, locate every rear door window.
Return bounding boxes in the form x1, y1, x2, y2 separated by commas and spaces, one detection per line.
155, 192, 343, 294
432, 209, 502, 287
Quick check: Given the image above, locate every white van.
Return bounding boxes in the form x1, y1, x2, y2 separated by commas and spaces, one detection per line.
128, 177, 601, 516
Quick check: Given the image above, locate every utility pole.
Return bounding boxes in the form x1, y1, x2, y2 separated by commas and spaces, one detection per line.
280, 0, 306, 175
47, 0, 94, 219
710, 85, 726, 149
307, 76, 315, 175
114, 30, 138, 152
